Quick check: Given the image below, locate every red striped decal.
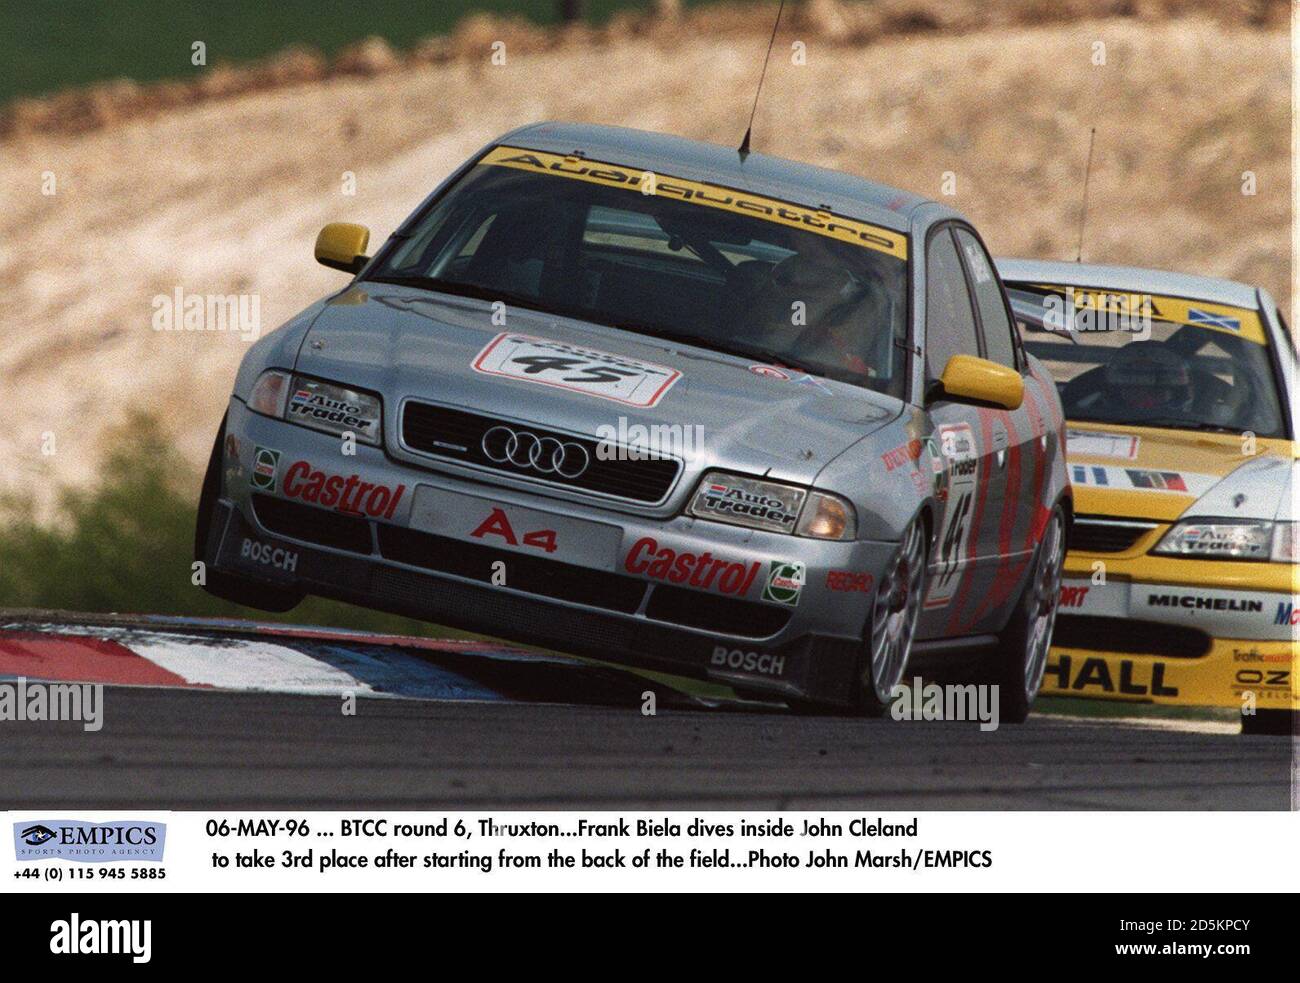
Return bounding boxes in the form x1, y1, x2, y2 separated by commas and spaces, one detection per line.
1022, 381, 1053, 547
1030, 366, 1068, 452
997, 412, 1023, 558
944, 409, 996, 635
0, 632, 194, 687
977, 383, 1053, 624
971, 409, 1023, 624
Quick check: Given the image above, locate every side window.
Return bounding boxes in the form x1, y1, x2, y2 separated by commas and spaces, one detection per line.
925, 227, 981, 380
955, 228, 1016, 368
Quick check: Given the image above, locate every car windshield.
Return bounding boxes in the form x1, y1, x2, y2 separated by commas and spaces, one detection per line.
1007, 285, 1288, 438
367, 147, 910, 395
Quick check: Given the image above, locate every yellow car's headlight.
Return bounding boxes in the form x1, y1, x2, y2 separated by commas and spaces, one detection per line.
1152, 519, 1288, 562
1269, 522, 1297, 563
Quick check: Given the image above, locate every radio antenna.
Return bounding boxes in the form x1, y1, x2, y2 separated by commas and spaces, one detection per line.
1075, 126, 1096, 262
739, 0, 786, 159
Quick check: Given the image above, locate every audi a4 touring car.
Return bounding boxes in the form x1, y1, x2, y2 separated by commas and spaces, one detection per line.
998, 258, 1298, 734
195, 122, 1070, 717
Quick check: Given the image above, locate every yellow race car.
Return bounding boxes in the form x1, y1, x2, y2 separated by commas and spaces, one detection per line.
997, 259, 1297, 734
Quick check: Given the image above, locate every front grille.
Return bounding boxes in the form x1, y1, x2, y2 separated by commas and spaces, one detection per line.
1053, 615, 1211, 659
645, 584, 792, 638
401, 401, 681, 504
377, 524, 787, 638
1069, 516, 1158, 553
378, 524, 646, 613
252, 495, 372, 553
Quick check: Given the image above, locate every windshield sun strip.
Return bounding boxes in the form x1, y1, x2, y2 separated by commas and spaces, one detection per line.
480, 145, 908, 261
1012, 283, 1267, 345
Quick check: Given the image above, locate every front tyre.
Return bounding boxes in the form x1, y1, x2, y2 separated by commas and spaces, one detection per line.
986, 504, 1066, 724
1241, 709, 1299, 736
855, 518, 927, 715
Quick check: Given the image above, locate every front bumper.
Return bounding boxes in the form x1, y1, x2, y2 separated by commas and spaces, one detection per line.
1043, 552, 1299, 711
205, 400, 897, 704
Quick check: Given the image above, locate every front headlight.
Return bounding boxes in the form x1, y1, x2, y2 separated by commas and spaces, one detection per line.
247, 370, 383, 446
687, 471, 856, 540
797, 491, 856, 540
1270, 522, 1297, 563
248, 369, 291, 418
1152, 519, 1274, 561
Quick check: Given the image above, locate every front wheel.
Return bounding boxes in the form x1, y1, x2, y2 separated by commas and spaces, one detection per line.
854, 517, 927, 715
985, 504, 1066, 724
1241, 709, 1299, 736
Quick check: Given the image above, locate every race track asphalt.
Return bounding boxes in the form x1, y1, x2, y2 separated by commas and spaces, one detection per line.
2, 684, 1293, 810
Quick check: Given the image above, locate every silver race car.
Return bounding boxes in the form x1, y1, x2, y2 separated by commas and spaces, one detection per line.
196, 123, 1070, 716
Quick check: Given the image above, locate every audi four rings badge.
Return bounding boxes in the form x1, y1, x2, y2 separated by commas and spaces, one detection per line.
481, 426, 591, 479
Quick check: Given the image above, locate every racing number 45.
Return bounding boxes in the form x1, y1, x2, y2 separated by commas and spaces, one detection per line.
935, 491, 973, 590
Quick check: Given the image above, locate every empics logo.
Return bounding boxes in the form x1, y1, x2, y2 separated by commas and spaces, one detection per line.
14, 820, 166, 862
762, 561, 806, 606
50, 914, 152, 964
251, 446, 280, 490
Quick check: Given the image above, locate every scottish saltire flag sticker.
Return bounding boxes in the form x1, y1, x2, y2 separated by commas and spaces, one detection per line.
1187, 308, 1240, 331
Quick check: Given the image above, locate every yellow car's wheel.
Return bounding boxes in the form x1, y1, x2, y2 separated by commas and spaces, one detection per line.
1241, 710, 1299, 736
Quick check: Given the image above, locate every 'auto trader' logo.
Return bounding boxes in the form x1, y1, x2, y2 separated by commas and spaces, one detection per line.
20, 824, 56, 846
14, 820, 166, 863
762, 561, 806, 606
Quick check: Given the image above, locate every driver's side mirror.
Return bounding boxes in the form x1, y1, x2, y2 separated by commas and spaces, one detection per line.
315, 223, 371, 274
935, 354, 1024, 410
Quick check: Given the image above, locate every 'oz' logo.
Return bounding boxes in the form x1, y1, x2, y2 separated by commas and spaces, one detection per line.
762, 561, 805, 606
251, 446, 280, 490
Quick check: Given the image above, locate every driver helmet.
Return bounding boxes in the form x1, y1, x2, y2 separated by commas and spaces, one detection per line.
1103, 341, 1193, 414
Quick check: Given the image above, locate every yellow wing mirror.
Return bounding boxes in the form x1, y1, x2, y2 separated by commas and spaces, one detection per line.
315, 223, 371, 274
937, 354, 1024, 411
